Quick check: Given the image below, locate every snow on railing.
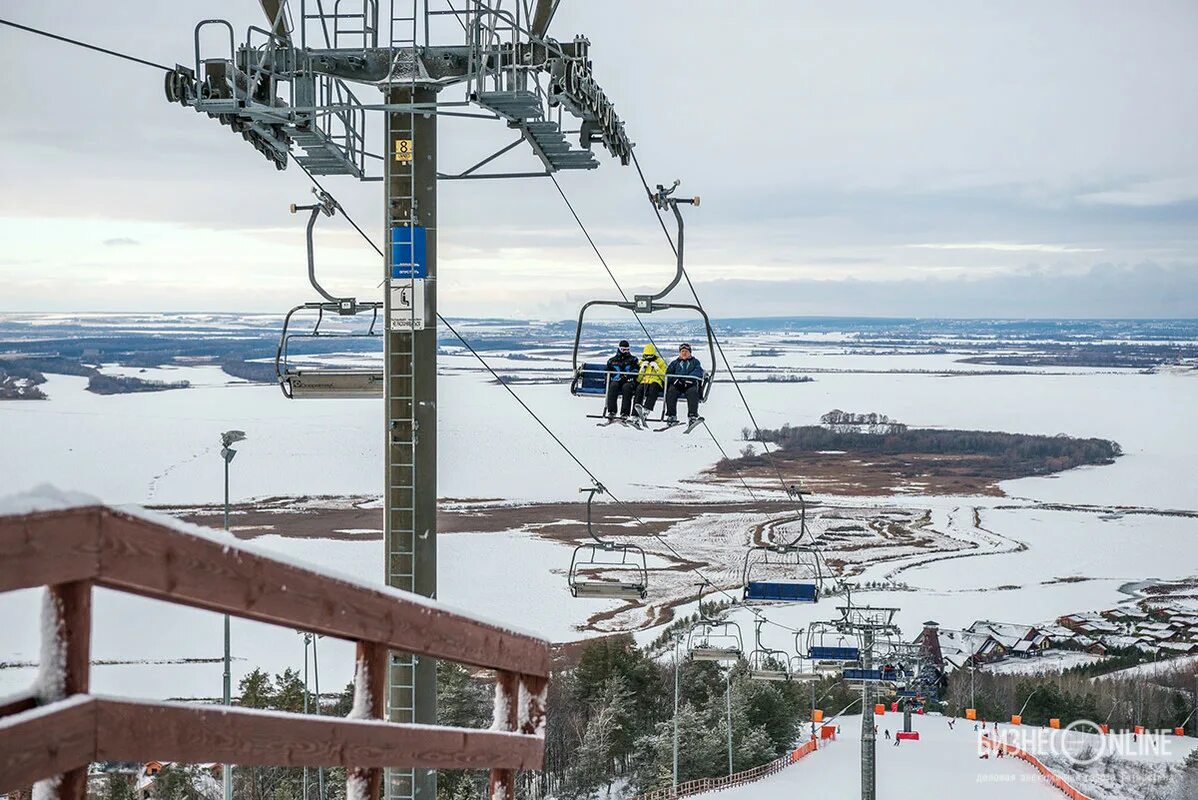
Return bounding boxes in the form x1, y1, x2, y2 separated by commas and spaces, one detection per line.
980, 736, 1095, 800
631, 738, 820, 800
0, 502, 551, 800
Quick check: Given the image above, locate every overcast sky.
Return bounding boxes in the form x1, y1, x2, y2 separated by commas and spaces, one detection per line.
1, 1, 1196, 318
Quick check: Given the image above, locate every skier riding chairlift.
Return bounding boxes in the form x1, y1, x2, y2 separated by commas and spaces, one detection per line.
569, 180, 714, 435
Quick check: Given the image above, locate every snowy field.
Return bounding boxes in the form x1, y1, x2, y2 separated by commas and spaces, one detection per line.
719, 714, 1066, 800
2, 321, 1198, 699
718, 716, 1197, 800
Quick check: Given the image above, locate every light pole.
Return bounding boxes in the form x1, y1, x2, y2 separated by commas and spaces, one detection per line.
220, 429, 246, 800
301, 632, 326, 800
725, 666, 733, 777
672, 635, 681, 790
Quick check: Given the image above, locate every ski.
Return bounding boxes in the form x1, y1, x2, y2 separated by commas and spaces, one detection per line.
654, 420, 683, 432
683, 416, 705, 434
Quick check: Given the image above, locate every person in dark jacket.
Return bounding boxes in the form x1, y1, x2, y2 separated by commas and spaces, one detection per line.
604, 340, 639, 419
664, 342, 704, 422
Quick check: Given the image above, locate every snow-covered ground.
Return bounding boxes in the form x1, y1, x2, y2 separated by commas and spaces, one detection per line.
718, 714, 1066, 800
1027, 728, 1198, 800
2, 330, 1198, 699
985, 650, 1105, 675
1098, 654, 1198, 682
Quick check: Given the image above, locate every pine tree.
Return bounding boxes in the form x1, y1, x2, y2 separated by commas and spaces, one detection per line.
101, 772, 136, 800
235, 668, 275, 709
437, 662, 490, 800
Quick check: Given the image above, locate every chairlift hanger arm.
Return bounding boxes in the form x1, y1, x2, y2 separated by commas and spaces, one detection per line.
581, 485, 608, 546
642, 182, 700, 305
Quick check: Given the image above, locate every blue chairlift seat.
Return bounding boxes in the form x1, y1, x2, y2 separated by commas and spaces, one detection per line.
842, 668, 884, 682
808, 645, 860, 662
744, 580, 818, 603
575, 363, 609, 396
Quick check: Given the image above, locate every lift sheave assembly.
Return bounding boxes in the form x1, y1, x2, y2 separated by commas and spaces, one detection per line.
566, 486, 649, 601
275, 191, 383, 399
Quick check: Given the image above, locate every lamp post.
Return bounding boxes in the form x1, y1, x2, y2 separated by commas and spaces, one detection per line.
220, 430, 246, 800
725, 666, 733, 777
672, 634, 681, 790
301, 632, 326, 800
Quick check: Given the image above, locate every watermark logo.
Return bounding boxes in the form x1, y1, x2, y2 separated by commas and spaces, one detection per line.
975, 720, 1174, 765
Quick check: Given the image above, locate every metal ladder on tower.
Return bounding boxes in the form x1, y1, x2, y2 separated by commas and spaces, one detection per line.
384, 5, 420, 800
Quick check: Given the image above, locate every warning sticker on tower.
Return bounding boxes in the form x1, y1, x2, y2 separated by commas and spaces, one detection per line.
389, 278, 427, 330
394, 139, 413, 162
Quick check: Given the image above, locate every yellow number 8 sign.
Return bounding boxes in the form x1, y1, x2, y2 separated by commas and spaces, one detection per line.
394, 139, 414, 162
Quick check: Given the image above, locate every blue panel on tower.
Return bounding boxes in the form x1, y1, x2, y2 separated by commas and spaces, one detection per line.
391, 226, 427, 279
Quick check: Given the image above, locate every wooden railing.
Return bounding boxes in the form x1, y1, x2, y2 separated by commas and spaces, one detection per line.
0, 505, 550, 800
631, 738, 819, 800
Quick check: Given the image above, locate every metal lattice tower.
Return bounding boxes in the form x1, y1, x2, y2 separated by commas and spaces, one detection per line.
164, 3, 634, 799
833, 597, 901, 800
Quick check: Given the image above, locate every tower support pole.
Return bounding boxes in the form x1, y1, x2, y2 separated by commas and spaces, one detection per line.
384, 84, 439, 800
860, 629, 876, 800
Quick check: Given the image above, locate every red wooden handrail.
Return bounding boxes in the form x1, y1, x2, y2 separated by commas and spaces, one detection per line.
0, 505, 551, 800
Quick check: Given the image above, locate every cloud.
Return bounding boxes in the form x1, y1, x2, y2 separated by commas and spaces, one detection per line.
1077, 177, 1198, 208
904, 242, 1103, 254
102, 237, 140, 247
684, 262, 1198, 320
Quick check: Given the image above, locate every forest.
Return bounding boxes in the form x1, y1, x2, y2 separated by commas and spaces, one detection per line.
727, 412, 1121, 479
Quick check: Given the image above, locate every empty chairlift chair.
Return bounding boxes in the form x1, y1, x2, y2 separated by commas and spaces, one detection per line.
274, 191, 385, 399
566, 486, 649, 601
747, 620, 790, 682
788, 654, 820, 683
742, 543, 824, 604
686, 583, 744, 662
805, 622, 861, 671
276, 303, 383, 398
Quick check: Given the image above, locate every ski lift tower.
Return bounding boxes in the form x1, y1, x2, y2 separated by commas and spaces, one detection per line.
164, 3, 633, 799
833, 597, 901, 800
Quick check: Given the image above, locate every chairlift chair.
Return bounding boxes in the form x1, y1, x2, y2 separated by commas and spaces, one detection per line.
742, 544, 824, 603
686, 583, 744, 662
747, 619, 790, 682
566, 486, 649, 601
275, 190, 385, 399
569, 181, 716, 420
787, 654, 820, 683
276, 303, 383, 398
743, 500, 825, 603
805, 621, 861, 664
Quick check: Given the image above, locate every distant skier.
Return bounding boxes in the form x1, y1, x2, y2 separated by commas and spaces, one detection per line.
603, 340, 639, 421
632, 344, 666, 427
948, 718, 956, 730
663, 343, 704, 427
884, 729, 891, 739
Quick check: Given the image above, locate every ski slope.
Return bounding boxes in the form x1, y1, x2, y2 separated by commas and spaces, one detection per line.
716, 714, 1065, 800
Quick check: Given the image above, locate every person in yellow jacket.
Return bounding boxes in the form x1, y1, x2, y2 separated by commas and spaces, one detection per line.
632, 344, 666, 428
